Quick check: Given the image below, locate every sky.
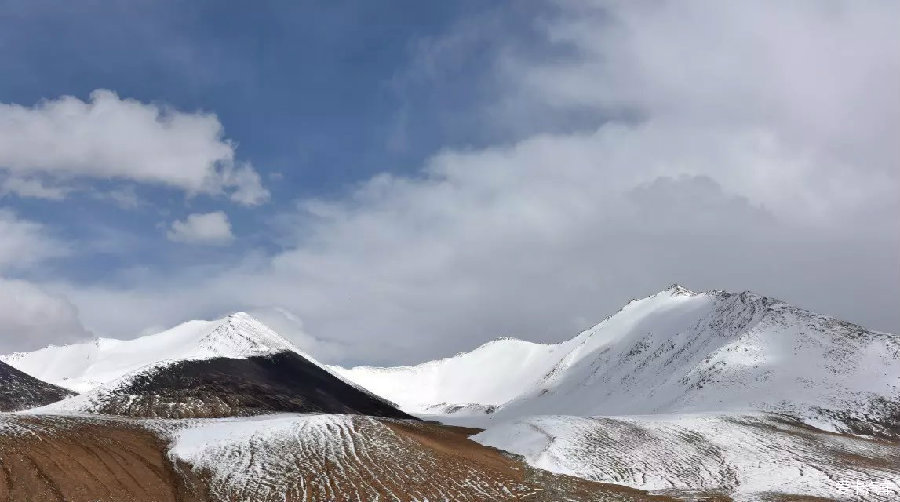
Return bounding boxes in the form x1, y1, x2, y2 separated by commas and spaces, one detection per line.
0, 0, 898, 365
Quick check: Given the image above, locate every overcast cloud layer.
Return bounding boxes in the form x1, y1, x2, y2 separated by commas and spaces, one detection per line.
1, 0, 898, 364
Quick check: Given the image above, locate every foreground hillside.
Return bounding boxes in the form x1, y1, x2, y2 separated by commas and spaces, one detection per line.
475, 413, 900, 501
0, 413, 672, 502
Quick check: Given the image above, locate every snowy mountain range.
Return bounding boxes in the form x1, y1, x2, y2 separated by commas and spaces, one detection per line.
336, 285, 900, 436
1, 286, 898, 501
331, 285, 900, 499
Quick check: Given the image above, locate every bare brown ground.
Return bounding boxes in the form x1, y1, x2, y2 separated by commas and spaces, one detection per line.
0, 415, 198, 502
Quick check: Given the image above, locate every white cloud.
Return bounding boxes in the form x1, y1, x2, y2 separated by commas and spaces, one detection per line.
0, 176, 70, 200
44, 1, 900, 365
495, 0, 899, 224
105, 186, 141, 209
246, 306, 348, 363
0, 278, 90, 352
0, 209, 65, 271
167, 211, 234, 245
0, 89, 268, 205
0, 211, 87, 352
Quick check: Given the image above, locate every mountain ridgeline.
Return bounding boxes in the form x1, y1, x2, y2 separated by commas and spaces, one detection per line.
336, 285, 900, 437
1, 287, 898, 501
5, 313, 411, 419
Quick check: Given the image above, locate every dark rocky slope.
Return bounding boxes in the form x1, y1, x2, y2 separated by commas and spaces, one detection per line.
0, 361, 73, 411
73, 351, 415, 419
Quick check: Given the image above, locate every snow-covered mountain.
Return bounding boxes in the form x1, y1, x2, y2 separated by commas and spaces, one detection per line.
1, 312, 299, 393
0, 360, 73, 411
2, 287, 897, 500
337, 285, 900, 434
7, 313, 410, 419
332, 337, 571, 416
336, 285, 900, 499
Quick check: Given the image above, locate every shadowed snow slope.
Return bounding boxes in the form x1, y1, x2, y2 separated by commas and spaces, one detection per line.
337, 286, 900, 433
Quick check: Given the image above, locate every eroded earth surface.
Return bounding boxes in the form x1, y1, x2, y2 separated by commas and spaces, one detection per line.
0, 413, 678, 502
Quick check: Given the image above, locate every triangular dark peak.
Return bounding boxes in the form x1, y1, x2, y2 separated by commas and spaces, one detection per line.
84, 351, 416, 419
0, 361, 74, 411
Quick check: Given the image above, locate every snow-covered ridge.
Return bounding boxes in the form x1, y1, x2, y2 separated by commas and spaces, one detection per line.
331, 285, 717, 416
336, 285, 900, 431
1, 312, 299, 393
329, 286, 698, 414
473, 413, 900, 501
331, 336, 573, 415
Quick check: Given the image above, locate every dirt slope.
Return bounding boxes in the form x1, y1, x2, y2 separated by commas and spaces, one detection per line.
0, 415, 196, 502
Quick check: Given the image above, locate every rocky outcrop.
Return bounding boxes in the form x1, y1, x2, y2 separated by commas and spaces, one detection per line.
58, 352, 415, 419
0, 361, 72, 411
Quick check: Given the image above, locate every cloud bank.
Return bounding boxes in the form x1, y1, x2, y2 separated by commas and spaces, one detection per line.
4, 1, 898, 364
0, 89, 268, 205
0, 211, 88, 351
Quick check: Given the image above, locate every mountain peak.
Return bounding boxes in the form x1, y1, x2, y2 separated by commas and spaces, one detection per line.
2, 312, 302, 394
663, 283, 695, 296
226, 311, 254, 322
198, 312, 297, 358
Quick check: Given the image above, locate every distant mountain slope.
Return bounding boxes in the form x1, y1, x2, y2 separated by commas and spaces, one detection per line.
333, 337, 572, 415
0, 361, 73, 411
12, 313, 410, 419
338, 286, 900, 434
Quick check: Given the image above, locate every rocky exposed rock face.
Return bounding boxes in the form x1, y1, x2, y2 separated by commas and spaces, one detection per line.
0, 361, 72, 412
52, 352, 415, 419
